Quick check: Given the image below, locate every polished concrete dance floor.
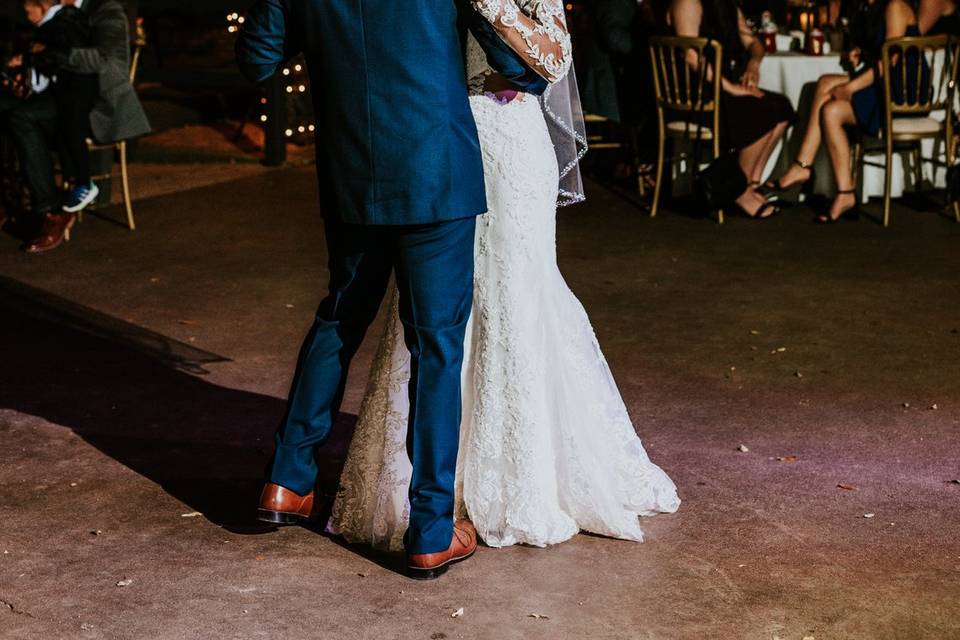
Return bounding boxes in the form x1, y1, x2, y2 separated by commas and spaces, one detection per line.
1, 167, 958, 639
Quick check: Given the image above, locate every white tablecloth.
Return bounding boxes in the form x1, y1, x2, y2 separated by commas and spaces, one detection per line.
758, 53, 947, 200
759, 53, 844, 105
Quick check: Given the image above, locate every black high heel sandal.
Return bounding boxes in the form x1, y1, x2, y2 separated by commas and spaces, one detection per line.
748, 180, 781, 204
762, 158, 815, 196
732, 199, 780, 220
814, 189, 860, 224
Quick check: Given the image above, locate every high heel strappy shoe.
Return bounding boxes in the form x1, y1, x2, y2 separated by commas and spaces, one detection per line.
814, 189, 860, 224
748, 181, 779, 202
736, 201, 780, 219
762, 158, 815, 195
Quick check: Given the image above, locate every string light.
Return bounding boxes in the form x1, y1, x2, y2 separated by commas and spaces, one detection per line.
226, 12, 313, 148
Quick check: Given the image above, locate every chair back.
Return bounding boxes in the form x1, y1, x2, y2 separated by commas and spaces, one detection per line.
881, 35, 956, 116
129, 17, 147, 84
648, 36, 723, 117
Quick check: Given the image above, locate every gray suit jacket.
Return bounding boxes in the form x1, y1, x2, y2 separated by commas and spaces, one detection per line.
65, 0, 150, 143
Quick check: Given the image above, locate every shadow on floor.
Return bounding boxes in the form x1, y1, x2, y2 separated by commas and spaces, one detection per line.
0, 276, 363, 544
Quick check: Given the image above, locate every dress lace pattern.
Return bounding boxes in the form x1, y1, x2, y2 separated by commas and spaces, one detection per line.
327, 41, 680, 550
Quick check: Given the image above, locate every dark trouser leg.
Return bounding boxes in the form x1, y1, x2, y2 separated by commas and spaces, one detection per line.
0, 95, 21, 193
269, 217, 393, 496
7, 93, 59, 213
55, 77, 98, 186
395, 217, 476, 555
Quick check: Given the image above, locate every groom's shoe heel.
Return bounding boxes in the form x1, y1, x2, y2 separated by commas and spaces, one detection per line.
256, 482, 317, 525
406, 565, 449, 581
405, 520, 478, 581
256, 508, 310, 525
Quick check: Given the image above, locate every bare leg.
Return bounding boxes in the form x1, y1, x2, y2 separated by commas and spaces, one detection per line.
739, 132, 772, 185
773, 74, 849, 188
736, 123, 789, 218
746, 121, 788, 183
821, 97, 858, 221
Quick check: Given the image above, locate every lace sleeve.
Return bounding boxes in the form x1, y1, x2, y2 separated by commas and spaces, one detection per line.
471, 0, 573, 83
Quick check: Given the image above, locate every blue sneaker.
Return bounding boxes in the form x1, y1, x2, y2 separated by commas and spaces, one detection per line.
63, 181, 100, 213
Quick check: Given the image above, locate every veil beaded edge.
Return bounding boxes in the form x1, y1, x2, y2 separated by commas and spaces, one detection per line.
541, 65, 588, 207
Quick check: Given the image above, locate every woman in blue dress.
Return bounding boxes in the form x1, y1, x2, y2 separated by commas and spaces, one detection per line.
765, 0, 924, 223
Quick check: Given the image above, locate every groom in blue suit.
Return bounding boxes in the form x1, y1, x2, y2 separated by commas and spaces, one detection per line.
237, 0, 545, 578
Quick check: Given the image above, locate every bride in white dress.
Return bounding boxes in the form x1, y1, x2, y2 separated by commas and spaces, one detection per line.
328, 0, 680, 550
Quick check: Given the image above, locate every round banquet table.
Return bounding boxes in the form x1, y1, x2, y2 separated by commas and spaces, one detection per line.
758, 52, 947, 201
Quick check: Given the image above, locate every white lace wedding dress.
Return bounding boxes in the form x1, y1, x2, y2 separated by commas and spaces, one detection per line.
327, 0, 680, 551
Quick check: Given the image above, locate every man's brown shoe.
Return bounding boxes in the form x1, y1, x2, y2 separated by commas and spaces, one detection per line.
406, 520, 478, 580
256, 482, 318, 525
23, 211, 76, 254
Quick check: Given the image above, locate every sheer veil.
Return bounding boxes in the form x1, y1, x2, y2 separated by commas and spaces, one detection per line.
540, 59, 587, 207
540, 56, 587, 207
473, 0, 587, 206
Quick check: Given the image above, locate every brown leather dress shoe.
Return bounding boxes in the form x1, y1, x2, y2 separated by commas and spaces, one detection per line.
23, 211, 77, 254
256, 482, 318, 525
406, 520, 478, 580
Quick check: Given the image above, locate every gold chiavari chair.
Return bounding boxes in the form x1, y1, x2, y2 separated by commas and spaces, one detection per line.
84, 17, 147, 231
648, 36, 724, 222
852, 34, 960, 226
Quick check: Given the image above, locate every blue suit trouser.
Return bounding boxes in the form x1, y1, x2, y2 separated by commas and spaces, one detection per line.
269, 215, 476, 555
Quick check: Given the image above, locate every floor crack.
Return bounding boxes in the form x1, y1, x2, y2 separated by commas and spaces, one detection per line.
1, 597, 36, 618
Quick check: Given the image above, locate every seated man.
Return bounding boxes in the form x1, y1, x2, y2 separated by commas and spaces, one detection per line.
3, 0, 150, 253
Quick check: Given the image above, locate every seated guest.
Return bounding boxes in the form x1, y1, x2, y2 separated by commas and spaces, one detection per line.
25, 0, 100, 215
2, 0, 150, 254
765, 0, 924, 223
918, 0, 960, 34
580, 0, 623, 123
597, 0, 666, 191
669, 0, 795, 218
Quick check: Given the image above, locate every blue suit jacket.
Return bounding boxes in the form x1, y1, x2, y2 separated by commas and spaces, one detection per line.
237, 0, 547, 226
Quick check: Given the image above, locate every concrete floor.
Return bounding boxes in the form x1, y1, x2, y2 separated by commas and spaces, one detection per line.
1, 167, 958, 639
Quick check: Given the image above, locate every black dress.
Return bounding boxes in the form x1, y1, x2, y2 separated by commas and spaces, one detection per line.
700, 6, 796, 149
929, 10, 960, 34
850, 24, 930, 135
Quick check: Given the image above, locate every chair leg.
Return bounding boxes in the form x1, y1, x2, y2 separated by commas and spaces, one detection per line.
912, 145, 923, 191
713, 137, 723, 224
630, 126, 646, 198
119, 142, 135, 231
651, 133, 666, 218
946, 131, 959, 223
883, 140, 893, 227
852, 143, 863, 202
